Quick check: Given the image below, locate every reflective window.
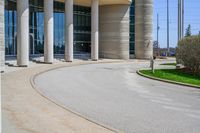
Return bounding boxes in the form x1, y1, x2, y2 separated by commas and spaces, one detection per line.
130, 0, 135, 54
5, 0, 44, 55
54, 3, 65, 54
74, 5, 91, 54
29, 0, 44, 55
5, 0, 17, 55
5, 0, 91, 56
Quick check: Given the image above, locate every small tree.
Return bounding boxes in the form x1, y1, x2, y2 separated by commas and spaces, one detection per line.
185, 24, 192, 37
176, 35, 200, 75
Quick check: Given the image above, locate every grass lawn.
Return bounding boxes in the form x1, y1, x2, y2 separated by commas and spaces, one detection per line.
160, 63, 176, 66
140, 69, 200, 87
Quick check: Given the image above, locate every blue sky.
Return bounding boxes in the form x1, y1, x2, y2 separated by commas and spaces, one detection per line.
153, 0, 200, 48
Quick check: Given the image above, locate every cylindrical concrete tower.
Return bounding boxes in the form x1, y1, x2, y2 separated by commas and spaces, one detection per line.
135, 0, 153, 59
99, 4, 130, 60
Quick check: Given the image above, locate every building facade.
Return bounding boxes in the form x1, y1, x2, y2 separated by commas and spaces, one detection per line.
0, 0, 153, 68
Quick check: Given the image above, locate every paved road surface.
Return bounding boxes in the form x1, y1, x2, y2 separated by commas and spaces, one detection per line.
35, 61, 200, 133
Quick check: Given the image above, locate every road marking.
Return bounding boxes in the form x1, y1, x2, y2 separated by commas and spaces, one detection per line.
128, 88, 150, 94
140, 92, 166, 97
140, 95, 172, 102
186, 114, 200, 120
151, 99, 191, 108
163, 106, 200, 115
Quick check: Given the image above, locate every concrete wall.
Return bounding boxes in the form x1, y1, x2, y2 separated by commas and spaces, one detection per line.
0, 0, 5, 71
99, 5, 130, 60
135, 0, 153, 59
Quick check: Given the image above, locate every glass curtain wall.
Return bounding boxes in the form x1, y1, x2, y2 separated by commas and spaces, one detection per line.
5, 0, 44, 56
5, 0, 17, 55
74, 5, 91, 54
5, 0, 91, 56
130, 0, 135, 54
54, 2, 65, 54
54, 2, 91, 54
29, 0, 44, 55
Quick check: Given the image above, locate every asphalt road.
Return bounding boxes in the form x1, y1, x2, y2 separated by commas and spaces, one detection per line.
35, 61, 200, 133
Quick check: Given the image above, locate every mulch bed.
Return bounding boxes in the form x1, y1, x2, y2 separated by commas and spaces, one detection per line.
178, 67, 200, 76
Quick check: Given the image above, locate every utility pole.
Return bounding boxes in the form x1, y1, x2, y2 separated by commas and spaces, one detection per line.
157, 13, 160, 56
167, 0, 170, 56
182, 0, 184, 38
178, 0, 184, 41
178, 0, 180, 40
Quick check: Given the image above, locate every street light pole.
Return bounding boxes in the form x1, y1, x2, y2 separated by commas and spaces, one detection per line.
178, 0, 180, 40
182, 0, 184, 38
157, 13, 159, 47
178, 0, 184, 41
167, 0, 170, 56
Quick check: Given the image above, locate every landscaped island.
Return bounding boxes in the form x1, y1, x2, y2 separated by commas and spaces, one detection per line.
139, 69, 200, 87
139, 35, 200, 88
160, 63, 176, 66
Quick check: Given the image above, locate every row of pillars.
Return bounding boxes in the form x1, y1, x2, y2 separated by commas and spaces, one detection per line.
17, 0, 99, 67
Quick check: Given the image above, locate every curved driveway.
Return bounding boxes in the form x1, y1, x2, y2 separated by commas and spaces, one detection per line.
35, 61, 200, 133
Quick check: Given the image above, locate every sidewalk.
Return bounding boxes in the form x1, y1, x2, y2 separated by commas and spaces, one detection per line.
2, 59, 122, 133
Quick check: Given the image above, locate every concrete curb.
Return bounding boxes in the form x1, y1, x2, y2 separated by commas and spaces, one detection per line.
137, 69, 200, 89
30, 61, 126, 133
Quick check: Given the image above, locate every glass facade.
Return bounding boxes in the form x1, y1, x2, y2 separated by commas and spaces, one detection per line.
54, 2, 64, 54
5, 0, 17, 55
73, 5, 91, 54
5, 0, 91, 56
130, 0, 135, 54
4, 0, 135, 56
5, 0, 45, 55
29, 0, 44, 55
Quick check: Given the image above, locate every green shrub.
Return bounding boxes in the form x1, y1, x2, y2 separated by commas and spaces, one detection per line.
176, 35, 200, 75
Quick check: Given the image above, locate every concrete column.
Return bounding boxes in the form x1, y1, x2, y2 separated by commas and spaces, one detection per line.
135, 0, 153, 59
17, 0, 29, 66
65, 0, 73, 62
91, 0, 99, 61
0, 0, 5, 72
44, 0, 54, 63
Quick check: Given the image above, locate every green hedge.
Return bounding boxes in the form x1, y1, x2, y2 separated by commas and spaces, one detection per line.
176, 35, 200, 75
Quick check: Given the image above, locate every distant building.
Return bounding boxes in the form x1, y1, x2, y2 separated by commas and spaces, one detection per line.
159, 47, 176, 57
